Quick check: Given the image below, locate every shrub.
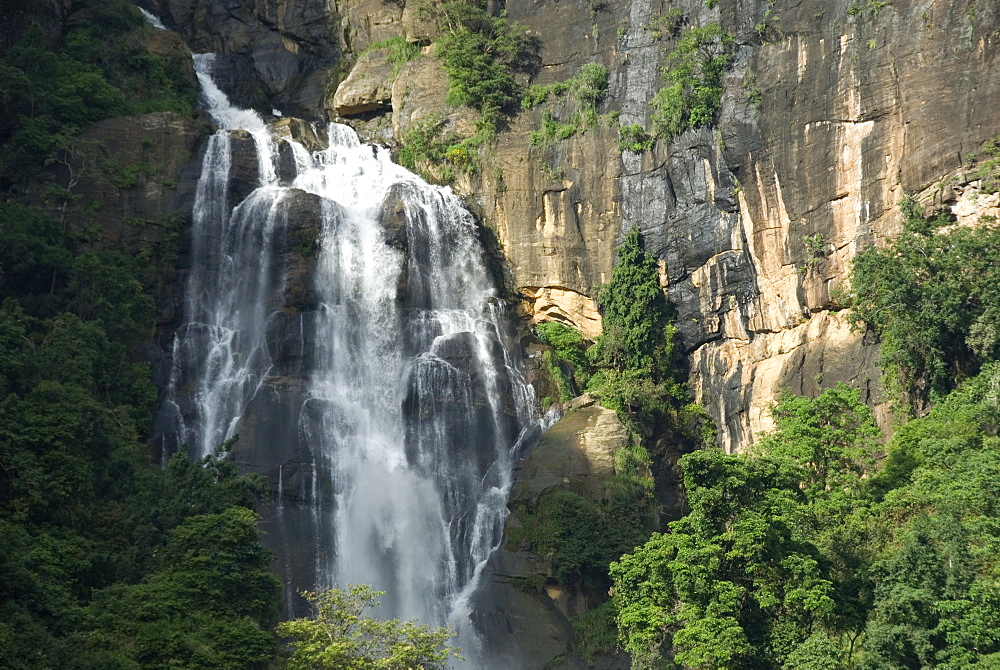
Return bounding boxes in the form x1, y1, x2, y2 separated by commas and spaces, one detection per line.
618, 122, 655, 152
650, 23, 734, 140
537, 321, 591, 387
523, 63, 609, 146
968, 134, 1000, 193
360, 36, 421, 76
434, 0, 539, 131
396, 114, 484, 182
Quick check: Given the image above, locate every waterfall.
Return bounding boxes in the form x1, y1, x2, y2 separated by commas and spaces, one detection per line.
159, 54, 537, 666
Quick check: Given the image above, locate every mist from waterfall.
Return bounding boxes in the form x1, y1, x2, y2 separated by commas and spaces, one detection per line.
158, 53, 537, 666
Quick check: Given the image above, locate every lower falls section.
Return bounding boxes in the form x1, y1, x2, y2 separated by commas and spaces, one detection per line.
155, 55, 538, 666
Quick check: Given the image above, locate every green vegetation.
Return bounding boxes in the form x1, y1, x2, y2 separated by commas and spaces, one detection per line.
396, 114, 484, 182
433, 0, 539, 132
537, 321, 591, 388
279, 586, 461, 669
612, 375, 1000, 669
360, 36, 421, 77
650, 23, 735, 140
513, 230, 711, 620
523, 63, 609, 147
968, 134, 1000, 192
619, 122, 656, 152
643, 9, 684, 40
0, 4, 284, 667
848, 0, 891, 18
850, 197, 1000, 400
396, 0, 538, 179
0, 1, 198, 188
798, 232, 828, 274
506, 442, 657, 587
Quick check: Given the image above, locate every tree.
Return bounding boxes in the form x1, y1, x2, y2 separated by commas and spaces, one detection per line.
611, 449, 835, 670
278, 585, 461, 670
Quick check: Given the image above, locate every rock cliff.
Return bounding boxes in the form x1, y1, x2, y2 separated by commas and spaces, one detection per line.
324, 0, 1000, 452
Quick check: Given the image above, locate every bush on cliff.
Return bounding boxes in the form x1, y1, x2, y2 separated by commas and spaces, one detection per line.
434, 0, 539, 132
849, 196, 1000, 402
651, 23, 734, 140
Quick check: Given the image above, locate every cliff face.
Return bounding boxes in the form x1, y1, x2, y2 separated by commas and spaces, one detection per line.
322, 0, 1000, 451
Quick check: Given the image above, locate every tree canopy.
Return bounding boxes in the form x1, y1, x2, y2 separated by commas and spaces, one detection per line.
279, 585, 461, 670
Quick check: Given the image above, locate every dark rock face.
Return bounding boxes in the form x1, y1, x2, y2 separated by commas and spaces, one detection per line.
0, 0, 70, 50
143, 0, 342, 118
71, 111, 210, 408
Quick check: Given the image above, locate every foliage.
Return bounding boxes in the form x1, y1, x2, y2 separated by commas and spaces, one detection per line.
79, 508, 281, 669
588, 229, 673, 379
0, 4, 281, 668
799, 233, 827, 274
619, 122, 655, 152
651, 23, 734, 140
571, 600, 618, 662
849, 197, 1000, 400
524, 63, 609, 147
536, 320, 591, 389
613, 367, 1000, 669
1, 1, 198, 188
433, 0, 539, 131
968, 134, 1000, 193
278, 585, 461, 670
644, 9, 684, 40
396, 114, 484, 182
508, 455, 656, 587
360, 37, 421, 77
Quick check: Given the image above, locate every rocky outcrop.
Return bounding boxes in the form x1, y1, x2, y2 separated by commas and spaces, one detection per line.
331, 48, 398, 116
142, 0, 341, 118
478, 397, 631, 669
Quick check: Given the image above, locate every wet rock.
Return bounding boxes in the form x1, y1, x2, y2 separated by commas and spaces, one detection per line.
278, 188, 325, 312
377, 184, 410, 252
229, 130, 260, 204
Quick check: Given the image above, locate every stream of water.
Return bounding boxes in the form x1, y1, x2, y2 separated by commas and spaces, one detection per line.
158, 53, 537, 666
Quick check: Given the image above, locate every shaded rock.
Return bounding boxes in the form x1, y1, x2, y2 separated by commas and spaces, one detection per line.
228, 130, 260, 204
338, 0, 403, 51
474, 401, 631, 669
401, 1, 437, 43
146, 0, 341, 117
377, 184, 410, 252
278, 188, 325, 312
512, 402, 628, 502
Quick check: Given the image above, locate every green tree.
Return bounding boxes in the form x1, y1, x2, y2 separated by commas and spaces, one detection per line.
80, 508, 281, 670
850, 200, 1000, 400
588, 228, 672, 378
611, 448, 835, 670
278, 585, 461, 670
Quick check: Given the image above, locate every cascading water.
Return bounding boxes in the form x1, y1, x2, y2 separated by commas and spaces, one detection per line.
158, 53, 538, 666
